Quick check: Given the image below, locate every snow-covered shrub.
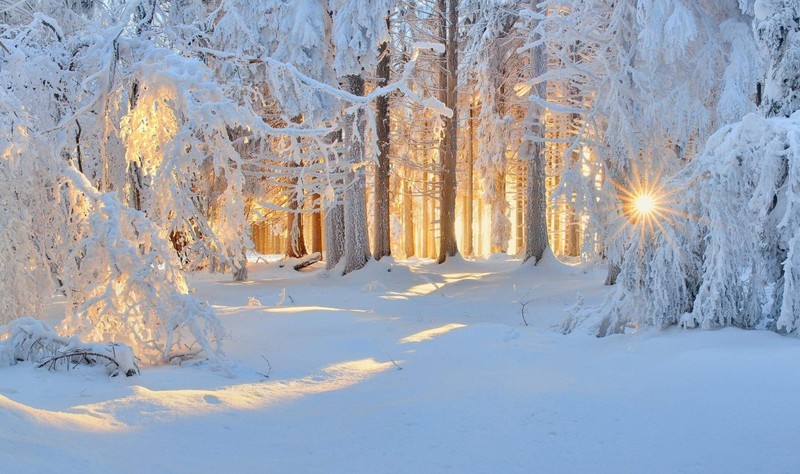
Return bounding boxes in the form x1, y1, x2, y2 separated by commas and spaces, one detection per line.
0, 317, 138, 377
59, 167, 228, 369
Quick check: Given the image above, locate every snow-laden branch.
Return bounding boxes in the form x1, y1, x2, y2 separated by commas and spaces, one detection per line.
196, 42, 451, 118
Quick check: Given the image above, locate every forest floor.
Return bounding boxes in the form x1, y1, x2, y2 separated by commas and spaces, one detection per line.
2, 254, 800, 473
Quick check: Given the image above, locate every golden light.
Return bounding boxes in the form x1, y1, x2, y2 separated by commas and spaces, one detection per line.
633, 193, 657, 217
612, 162, 682, 240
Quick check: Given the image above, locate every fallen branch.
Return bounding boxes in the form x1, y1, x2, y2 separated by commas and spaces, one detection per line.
293, 252, 321, 271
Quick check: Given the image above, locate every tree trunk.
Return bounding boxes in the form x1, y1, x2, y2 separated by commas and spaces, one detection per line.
311, 193, 323, 254
437, 0, 459, 263
403, 168, 415, 257
515, 167, 524, 253
422, 136, 429, 259
464, 98, 475, 256
325, 196, 345, 270
524, 42, 549, 264
285, 189, 307, 259
232, 249, 248, 282
342, 75, 371, 274
373, 36, 392, 260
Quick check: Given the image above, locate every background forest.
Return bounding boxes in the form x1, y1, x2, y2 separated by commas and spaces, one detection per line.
0, 0, 799, 368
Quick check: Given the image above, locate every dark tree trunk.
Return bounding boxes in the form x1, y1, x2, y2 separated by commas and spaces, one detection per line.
437, 0, 459, 263
373, 35, 392, 260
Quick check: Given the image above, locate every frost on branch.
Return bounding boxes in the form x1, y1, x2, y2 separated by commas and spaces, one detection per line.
0, 317, 138, 377
59, 167, 228, 370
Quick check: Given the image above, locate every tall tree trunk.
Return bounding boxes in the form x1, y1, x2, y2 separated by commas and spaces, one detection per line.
343, 75, 371, 274
373, 35, 392, 260
464, 98, 474, 256
437, 0, 459, 263
524, 42, 549, 264
422, 138, 429, 259
515, 168, 524, 253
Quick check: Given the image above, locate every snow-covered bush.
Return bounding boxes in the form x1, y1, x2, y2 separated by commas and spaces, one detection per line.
0, 317, 138, 377
59, 167, 228, 368
561, 192, 701, 336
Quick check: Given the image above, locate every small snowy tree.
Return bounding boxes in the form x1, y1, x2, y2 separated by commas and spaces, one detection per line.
60, 167, 228, 368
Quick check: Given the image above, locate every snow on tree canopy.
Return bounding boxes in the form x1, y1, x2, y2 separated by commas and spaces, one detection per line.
683, 112, 800, 332
121, 47, 251, 277
330, 0, 391, 77
755, 0, 800, 118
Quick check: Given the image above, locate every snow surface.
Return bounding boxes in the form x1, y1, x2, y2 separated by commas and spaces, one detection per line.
2, 255, 800, 473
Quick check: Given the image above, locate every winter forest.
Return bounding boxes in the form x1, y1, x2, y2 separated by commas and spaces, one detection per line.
2, 0, 800, 472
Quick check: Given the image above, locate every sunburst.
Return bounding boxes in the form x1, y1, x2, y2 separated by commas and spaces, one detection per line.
611, 162, 683, 242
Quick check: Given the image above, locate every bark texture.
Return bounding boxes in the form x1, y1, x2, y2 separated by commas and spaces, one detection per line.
373, 37, 392, 260
343, 75, 371, 274
437, 0, 459, 263
523, 42, 549, 264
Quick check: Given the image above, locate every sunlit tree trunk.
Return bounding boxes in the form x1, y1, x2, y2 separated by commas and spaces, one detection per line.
311, 193, 323, 254
422, 139, 430, 258
403, 168, 415, 257
463, 97, 474, 256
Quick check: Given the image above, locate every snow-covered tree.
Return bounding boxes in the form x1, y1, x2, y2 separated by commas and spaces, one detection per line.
519, 7, 549, 264
469, 1, 524, 255
534, 0, 760, 272
330, 0, 391, 274
562, 0, 800, 337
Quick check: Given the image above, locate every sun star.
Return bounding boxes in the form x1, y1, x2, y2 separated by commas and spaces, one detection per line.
633, 193, 657, 218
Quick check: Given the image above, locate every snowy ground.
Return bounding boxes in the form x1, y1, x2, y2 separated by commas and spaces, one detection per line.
2, 254, 800, 473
